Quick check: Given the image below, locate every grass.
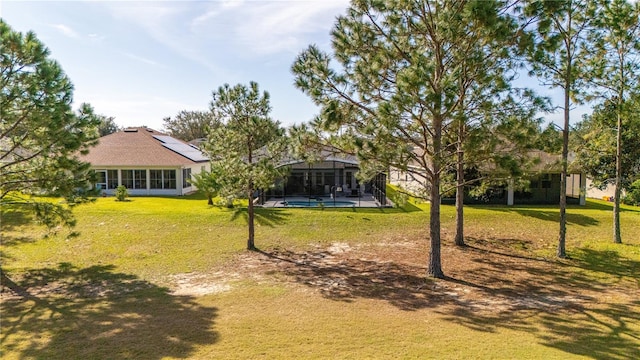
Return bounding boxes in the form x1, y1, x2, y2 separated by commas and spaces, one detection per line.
1, 193, 639, 359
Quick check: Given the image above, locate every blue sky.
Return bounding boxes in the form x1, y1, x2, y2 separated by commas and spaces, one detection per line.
1, 0, 351, 129
2, 0, 589, 131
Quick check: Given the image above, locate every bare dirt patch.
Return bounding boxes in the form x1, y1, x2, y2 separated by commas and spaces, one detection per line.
169, 271, 237, 296
202, 238, 637, 314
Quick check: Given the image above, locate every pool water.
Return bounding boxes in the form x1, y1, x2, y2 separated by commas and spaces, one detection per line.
281, 200, 356, 207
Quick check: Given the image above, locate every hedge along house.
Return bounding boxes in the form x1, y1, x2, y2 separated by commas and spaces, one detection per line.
390, 150, 586, 206
79, 127, 209, 196
263, 146, 388, 207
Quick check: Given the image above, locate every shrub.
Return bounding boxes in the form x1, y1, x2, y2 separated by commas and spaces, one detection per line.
115, 185, 129, 201
623, 180, 640, 206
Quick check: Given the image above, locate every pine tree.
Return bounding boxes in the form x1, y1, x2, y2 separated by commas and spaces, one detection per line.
584, 0, 640, 243
0, 19, 100, 229
523, 0, 593, 258
293, 0, 534, 278
203, 82, 288, 250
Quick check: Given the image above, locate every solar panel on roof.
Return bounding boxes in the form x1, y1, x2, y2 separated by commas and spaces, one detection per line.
161, 143, 209, 162
152, 135, 182, 144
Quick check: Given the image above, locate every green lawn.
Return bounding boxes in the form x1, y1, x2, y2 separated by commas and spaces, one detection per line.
1, 194, 639, 359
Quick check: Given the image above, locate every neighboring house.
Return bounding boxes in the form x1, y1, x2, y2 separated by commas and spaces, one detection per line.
390, 150, 587, 206
79, 127, 209, 196
265, 146, 389, 206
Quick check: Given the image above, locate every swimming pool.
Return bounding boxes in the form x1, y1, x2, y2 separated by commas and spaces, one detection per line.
281, 200, 356, 207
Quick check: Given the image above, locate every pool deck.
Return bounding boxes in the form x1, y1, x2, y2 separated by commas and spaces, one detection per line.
261, 195, 382, 208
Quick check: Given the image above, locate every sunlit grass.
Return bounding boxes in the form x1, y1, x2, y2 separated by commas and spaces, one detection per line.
1, 193, 639, 359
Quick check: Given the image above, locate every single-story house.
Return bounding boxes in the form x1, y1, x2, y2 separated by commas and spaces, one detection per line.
390, 150, 587, 206
79, 127, 209, 196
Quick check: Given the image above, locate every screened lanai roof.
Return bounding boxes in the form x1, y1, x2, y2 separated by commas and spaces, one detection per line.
276, 146, 359, 168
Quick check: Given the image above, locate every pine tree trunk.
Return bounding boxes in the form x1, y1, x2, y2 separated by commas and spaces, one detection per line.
247, 187, 255, 250
613, 110, 623, 244
428, 177, 444, 278
427, 114, 444, 279
247, 144, 256, 251
557, 66, 570, 259
454, 121, 465, 247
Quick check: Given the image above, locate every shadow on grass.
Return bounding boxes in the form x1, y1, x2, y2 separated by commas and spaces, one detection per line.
583, 200, 640, 213
478, 206, 600, 226
256, 237, 640, 359
1, 263, 218, 360
392, 200, 423, 213
1, 210, 40, 264
230, 207, 291, 227
254, 248, 438, 311
272, 204, 424, 214
571, 246, 640, 281
0, 206, 34, 231
443, 242, 640, 360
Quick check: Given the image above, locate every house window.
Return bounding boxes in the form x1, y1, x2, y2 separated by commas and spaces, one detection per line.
182, 168, 192, 188
164, 170, 176, 189
134, 170, 146, 189
150, 170, 163, 189
121, 170, 134, 189
95, 170, 107, 190
120, 170, 146, 189
149, 169, 176, 189
107, 170, 118, 189
541, 174, 552, 189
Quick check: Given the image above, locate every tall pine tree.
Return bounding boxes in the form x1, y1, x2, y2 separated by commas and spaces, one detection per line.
523, 0, 593, 258
293, 0, 534, 278
1, 20, 101, 229
203, 82, 288, 250
585, 0, 640, 243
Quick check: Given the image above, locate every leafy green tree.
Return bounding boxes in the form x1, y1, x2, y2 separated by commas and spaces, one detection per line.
523, 0, 593, 258
203, 82, 288, 250
293, 0, 536, 277
624, 179, 640, 206
0, 19, 100, 229
574, 96, 640, 231
97, 115, 120, 137
162, 110, 220, 142
586, 0, 640, 243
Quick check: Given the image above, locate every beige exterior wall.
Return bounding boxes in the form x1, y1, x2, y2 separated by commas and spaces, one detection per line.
585, 179, 622, 200
93, 163, 209, 196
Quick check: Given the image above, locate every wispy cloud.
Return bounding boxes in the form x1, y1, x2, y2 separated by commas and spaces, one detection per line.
191, 0, 349, 55
101, 2, 230, 76
191, 0, 245, 28
51, 23, 80, 38
88, 33, 106, 42
239, 1, 349, 55
123, 52, 165, 68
